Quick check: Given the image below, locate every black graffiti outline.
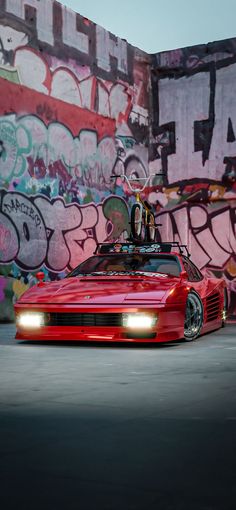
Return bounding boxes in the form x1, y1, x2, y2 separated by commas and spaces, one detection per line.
0, 197, 20, 263
155, 202, 236, 270
151, 47, 236, 184
1, 190, 47, 270
0, 190, 130, 272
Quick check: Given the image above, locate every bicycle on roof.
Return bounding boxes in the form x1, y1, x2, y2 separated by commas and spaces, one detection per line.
111, 172, 164, 243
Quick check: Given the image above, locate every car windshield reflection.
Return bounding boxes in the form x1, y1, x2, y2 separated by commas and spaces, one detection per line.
67, 254, 181, 277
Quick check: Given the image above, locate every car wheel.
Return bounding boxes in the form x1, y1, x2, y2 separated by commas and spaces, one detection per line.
184, 291, 203, 341
222, 289, 228, 327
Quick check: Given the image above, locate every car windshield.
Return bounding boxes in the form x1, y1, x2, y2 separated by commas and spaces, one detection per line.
68, 254, 181, 277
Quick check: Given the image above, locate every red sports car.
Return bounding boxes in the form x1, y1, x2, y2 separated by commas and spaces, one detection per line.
14, 242, 227, 343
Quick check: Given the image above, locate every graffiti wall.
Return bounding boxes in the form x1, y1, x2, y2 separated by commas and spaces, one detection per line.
1, 1, 236, 321
150, 39, 236, 319
0, 0, 150, 320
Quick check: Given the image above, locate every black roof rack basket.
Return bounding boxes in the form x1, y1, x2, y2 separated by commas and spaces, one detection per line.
95, 241, 191, 258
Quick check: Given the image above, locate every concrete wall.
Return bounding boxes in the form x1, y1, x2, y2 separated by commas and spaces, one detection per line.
1, 1, 236, 320
0, 0, 150, 320
149, 39, 236, 318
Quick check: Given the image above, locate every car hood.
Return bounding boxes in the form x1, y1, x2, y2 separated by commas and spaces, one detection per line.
18, 274, 179, 305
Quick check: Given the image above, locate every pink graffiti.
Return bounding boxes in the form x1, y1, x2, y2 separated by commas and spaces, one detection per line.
1, 190, 236, 315
0, 223, 11, 255
0, 192, 127, 272
156, 203, 236, 270
1, 191, 236, 304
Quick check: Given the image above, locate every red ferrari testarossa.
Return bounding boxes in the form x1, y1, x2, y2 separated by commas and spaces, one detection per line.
15, 242, 227, 343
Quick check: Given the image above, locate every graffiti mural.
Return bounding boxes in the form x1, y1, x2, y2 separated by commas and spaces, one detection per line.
2, 0, 132, 81
0, 0, 149, 320
0, 189, 130, 320
0, 114, 118, 186
1, 1, 236, 319
148, 38, 236, 318
0, 190, 129, 271
150, 40, 236, 184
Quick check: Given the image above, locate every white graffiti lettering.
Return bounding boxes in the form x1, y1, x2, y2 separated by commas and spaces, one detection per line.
2, 192, 47, 268
0, 192, 129, 272
5, 0, 128, 76
96, 25, 128, 75
157, 203, 236, 270
208, 64, 236, 180
14, 48, 131, 119
0, 115, 117, 185
157, 72, 210, 182
6, 0, 54, 46
62, 7, 89, 54
1, 191, 236, 275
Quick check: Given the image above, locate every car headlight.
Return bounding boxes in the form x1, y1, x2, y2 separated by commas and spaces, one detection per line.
122, 313, 157, 329
16, 312, 45, 328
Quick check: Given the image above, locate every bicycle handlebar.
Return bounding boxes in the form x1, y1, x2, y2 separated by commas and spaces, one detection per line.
110, 173, 165, 193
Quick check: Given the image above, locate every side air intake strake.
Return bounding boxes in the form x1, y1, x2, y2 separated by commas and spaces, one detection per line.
206, 293, 220, 322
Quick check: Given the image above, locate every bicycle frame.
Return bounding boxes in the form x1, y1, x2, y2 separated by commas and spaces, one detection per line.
111, 173, 164, 242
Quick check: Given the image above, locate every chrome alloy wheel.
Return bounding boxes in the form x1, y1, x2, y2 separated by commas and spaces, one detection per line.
222, 289, 228, 327
184, 291, 203, 341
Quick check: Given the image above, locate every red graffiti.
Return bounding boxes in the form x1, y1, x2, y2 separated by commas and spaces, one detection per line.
0, 77, 115, 140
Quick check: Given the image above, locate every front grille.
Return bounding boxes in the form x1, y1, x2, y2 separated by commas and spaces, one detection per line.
124, 332, 156, 339
206, 292, 220, 322
48, 313, 122, 327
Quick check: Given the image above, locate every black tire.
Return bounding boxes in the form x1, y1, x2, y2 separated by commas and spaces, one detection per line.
146, 211, 156, 242
184, 291, 203, 341
222, 289, 228, 327
130, 203, 145, 241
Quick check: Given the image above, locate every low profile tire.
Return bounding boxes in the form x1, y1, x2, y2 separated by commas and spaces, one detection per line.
222, 289, 228, 328
184, 291, 203, 341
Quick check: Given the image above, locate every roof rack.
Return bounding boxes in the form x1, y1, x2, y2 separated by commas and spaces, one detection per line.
161, 241, 191, 258
95, 241, 191, 258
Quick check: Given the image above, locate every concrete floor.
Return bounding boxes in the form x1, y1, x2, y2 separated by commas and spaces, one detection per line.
0, 323, 236, 510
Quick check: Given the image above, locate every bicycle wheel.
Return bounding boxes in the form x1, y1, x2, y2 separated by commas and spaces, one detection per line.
131, 203, 145, 241
146, 211, 156, 241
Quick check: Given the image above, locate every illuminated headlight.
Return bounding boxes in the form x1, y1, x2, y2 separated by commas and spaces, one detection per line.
122, 313, 157, 329
16, 312, 45, 328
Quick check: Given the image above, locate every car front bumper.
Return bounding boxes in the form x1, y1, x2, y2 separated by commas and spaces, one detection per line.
15, 303, 186, 343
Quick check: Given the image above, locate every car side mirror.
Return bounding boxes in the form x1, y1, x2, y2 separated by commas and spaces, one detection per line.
180, 270, 188, 280
35, 272, 45, 284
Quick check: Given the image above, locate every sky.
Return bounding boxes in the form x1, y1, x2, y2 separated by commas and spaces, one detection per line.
62, 0, 236, 54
